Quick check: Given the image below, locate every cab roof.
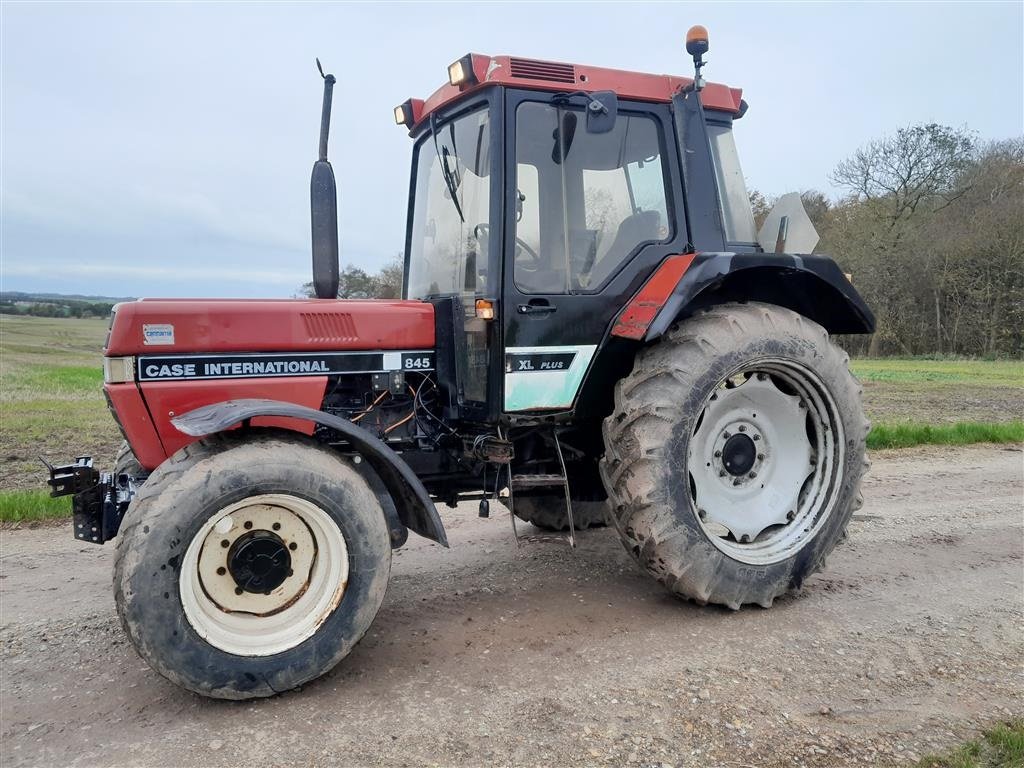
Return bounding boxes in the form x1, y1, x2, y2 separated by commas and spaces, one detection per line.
404, 53, 744, 133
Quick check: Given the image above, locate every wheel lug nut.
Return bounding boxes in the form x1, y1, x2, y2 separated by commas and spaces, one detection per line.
719, 470, 727, 478
697, 509, 706, 520
787, 510, 796, 521
272, 522, 281, 531
288, 542, 297, 551
757, 453, 765, 460
220, 540, 230, 548
753, 435, 760, 441
740, 534, 750, 543
748, 471, 757, 479
714, 450, 722, 458
216, 567, 226, 576
738, 425, 746, 433
243, 521, 253, 530
723, 431, 731, 439
234, 587, 243, 595
757, 373, 766, 381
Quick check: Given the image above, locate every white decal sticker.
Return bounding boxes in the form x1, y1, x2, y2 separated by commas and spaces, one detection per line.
143, 324, 175, 346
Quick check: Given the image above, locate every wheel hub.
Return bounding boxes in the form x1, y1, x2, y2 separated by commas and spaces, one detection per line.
181, 494, 350, 657
227, 531, 291, 594
688, 371, 816, 544
721, 432, 756, 476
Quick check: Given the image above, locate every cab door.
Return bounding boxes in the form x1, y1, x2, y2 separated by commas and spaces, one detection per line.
501, 91, 687, 415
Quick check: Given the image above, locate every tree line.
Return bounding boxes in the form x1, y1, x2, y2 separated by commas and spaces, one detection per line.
754, 125, 1022, 357
0, 293, 118, 319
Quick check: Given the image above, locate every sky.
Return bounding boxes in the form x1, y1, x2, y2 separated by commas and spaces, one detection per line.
2, 1, 1022, 299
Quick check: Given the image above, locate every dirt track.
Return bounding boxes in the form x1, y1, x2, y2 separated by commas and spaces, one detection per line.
2, 444, 1022, 767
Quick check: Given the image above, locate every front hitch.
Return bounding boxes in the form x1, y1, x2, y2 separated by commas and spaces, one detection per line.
43, 457, 135, 544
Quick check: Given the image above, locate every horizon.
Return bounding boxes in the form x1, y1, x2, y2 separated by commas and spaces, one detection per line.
2, 2, 1022, 299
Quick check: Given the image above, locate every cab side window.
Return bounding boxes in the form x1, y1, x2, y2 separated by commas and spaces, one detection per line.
514, 102, 670, 293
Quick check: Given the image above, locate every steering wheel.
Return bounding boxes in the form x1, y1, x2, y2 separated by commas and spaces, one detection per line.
474, 224, 541, 273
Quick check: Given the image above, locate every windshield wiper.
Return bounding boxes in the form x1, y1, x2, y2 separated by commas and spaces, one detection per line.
430, 113, 465, 223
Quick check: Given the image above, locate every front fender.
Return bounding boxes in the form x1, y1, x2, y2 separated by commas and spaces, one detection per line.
171, 398, 448, 548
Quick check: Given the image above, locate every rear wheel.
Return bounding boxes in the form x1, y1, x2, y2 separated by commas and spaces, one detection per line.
600, 302, 868, 609
113, 433, 391, 699
503, 496, 608, 531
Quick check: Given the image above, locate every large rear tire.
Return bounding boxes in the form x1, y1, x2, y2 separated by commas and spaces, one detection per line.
502, 496, 608, 531
113, 432, 391, 699
600, 302, 868, 609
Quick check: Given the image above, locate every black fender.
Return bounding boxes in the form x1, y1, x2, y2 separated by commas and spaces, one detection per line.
645, 252, 875, 340
171, 399, 448, 548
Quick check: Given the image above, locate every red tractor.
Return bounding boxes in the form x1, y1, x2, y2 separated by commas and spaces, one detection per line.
47, 28, 873, 699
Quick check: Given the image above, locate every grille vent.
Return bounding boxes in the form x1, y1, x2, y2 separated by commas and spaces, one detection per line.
301, 312, 358, 343
509, 57, 576, 83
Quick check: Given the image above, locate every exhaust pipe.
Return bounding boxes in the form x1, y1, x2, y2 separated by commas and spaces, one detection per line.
310, 58, 339, 299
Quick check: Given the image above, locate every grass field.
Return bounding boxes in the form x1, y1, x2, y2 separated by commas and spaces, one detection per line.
1, 314, 1022, 521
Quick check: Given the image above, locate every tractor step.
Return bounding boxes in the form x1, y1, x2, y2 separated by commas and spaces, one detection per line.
506, 430, 577, 549
510, 473, 566, 490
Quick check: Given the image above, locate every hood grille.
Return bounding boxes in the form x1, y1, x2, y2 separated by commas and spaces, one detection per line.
301, 312, 358, 343
509, 57, 576, 84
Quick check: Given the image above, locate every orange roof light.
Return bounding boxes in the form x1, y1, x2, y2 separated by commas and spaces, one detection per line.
686, 25, 709, 57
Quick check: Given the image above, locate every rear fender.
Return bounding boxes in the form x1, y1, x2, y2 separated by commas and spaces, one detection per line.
614, 252, 876, 341
171, 399, 447, 548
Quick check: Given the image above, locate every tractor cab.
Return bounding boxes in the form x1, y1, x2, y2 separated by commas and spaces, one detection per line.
391, 45, 765, 423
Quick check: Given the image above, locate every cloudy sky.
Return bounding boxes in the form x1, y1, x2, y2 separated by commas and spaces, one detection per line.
2, 1, 1022, 298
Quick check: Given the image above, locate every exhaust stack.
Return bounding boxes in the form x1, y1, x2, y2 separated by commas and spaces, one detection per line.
310, 59, 340, 299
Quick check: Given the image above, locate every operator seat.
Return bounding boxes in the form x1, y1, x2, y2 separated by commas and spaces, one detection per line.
587, 209, 662, 286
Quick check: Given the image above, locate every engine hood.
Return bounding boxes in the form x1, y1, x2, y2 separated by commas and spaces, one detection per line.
105, 298, 435, 355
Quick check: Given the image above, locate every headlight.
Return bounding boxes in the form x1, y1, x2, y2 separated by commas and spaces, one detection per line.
103, 356, 136, 384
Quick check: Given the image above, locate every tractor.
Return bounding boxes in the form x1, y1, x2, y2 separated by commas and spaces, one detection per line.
46, 27, 874, 699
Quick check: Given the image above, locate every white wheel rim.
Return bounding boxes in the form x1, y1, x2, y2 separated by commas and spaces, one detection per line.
687, 359, 845, 565
180, 493, 349, 656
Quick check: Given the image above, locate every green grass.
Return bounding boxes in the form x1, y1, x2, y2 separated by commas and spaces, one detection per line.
917, 721, 1024, 768
867, 420, 1024, 450
851, 358, 1024, 387
0, 490, 70, 522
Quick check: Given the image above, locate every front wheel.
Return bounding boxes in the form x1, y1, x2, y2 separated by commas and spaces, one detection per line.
601, 302, 869, 609
113, 433, 391, 699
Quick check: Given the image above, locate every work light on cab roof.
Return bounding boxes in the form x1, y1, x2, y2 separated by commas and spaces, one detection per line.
45, 28, 875, 702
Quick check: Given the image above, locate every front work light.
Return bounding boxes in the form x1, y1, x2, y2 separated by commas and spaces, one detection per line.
394, 100, 414, 127
447, 54, 478, 87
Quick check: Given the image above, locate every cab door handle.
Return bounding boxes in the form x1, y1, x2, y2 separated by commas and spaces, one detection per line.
517, 300, 556, 315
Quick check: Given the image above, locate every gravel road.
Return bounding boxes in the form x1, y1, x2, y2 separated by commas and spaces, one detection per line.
2, 444, 1022, 767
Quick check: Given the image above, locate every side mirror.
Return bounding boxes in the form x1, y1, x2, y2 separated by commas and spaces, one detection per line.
585, 91, 618, 134
757, 192, 820, 254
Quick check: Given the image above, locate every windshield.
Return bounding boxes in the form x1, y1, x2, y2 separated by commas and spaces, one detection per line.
406, 107, 492, 300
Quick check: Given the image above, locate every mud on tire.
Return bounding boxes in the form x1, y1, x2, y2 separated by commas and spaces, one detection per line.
113, 432, 391, 699
600, 302, 869, 609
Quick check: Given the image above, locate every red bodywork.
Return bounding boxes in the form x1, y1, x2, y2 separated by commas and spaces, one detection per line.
104, 299, 435, 470
402, 53, 744, 131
